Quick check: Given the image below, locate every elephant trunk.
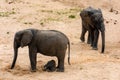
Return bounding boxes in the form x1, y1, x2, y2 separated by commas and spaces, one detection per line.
11, 41, 19, 69
101, 31, 105, 53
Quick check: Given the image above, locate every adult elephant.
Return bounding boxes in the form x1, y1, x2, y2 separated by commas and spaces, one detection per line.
80, 7, 105, 53
11, 29, 70, 72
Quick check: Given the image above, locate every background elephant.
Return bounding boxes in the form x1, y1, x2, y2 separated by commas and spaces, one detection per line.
11, 29, 70, 72
80, 7, 105, 53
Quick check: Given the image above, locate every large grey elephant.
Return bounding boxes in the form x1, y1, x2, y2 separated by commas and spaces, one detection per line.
80, 7, 105, 53
10, 29, 70, 72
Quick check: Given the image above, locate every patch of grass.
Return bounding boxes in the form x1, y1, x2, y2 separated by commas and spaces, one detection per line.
5, 0, 22, 3
68, 15, 76, 19
56, 11, 69, 15
40, 7, 81, 15
56, 8, 81, 15
40, 17, 60, 24
47, 17, 60, 21
38, 7, 81, 24
40, 22, 44, 25
0, 11, 16, 17
23, 22, 33, 25
55, 8, 81, 20
41, 10, 53, 13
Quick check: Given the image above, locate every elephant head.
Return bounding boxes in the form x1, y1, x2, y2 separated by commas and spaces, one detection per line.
11, 29, 33, 69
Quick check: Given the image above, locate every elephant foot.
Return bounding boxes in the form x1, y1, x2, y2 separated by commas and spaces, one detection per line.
87, 41, 91, 44
30, 69, 37, 72
92, 47, 98, 50
56, 68, 64, 72
91, 44, 93, 47
80, 37, 85, 42
47, 69, 56, 72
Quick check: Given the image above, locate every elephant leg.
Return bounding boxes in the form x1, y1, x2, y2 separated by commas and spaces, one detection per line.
87, 31, 91, 44
90, 29, 94, 47
56, 58, 60, 68
56, 51, 65, 72
29, 46, 37, 72
80, 26, 87, 42
92, 29, 99, 50
56, 57, 64, 72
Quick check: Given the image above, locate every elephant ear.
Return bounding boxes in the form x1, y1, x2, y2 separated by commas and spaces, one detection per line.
21, 30, 33, 47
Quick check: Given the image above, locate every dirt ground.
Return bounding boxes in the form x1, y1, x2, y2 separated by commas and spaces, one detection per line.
0, 0, 120, 80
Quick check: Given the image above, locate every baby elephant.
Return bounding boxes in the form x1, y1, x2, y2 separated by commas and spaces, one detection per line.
80, 7, 105, 53
43, 60, 56, 72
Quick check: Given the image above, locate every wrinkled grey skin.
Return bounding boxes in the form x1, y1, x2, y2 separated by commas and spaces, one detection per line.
43, 60, 56, 72
11, 29, 70, 72
80, 7, 105, 53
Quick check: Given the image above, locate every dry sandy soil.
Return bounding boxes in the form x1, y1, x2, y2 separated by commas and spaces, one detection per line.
0, 0, 120, 80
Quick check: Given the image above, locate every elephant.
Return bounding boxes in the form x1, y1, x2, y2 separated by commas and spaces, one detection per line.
80, 7, 105, 53
43, 60, 56, 72
10, 28, 70, 72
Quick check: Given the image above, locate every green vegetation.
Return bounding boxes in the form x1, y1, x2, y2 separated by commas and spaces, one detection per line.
39, 7, 81, 24
41, 10, 53, 13
18, 7, 81, 25
0, 11, 16, 17
68, 15, 76, 19
40, 22, 44, 26
23, 22, 33, 25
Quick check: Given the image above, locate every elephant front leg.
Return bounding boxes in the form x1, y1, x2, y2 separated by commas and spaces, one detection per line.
87, 31, 91, 44
80, 26, 87, 42
92, 29, 99, 50
90, 30, 94, 47
29, 47, 37, 72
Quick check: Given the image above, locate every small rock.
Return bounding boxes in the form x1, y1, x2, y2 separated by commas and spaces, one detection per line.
71, 42, 74, 45
114, 22, 116, 24
114, 20, 117, 22
109, 8, 114, 12
115, 11, 119, 14
7, 32, 10, 34
106, 21, 109, 24
114, 20, 117, 24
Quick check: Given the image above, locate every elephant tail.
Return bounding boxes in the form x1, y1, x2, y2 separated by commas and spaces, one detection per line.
68, 41, 71, 65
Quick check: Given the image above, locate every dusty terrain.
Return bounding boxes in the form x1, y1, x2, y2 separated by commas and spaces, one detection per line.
0, 0, 120, 80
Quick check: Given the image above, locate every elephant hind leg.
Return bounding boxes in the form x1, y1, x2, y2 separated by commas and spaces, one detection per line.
56, 58, 64, 72
56, 51, 65, 72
